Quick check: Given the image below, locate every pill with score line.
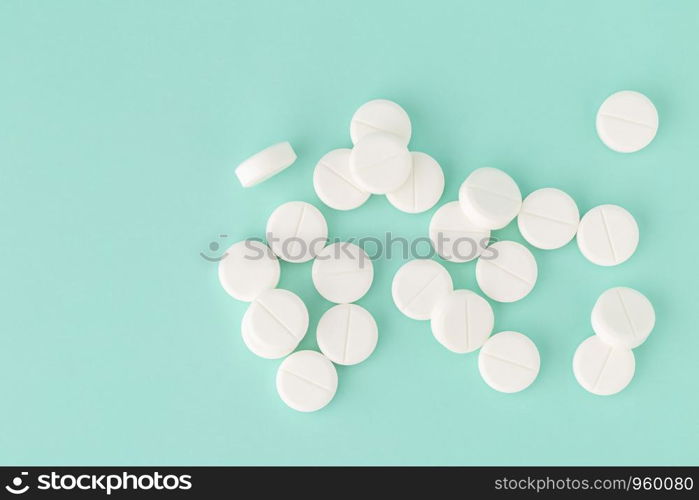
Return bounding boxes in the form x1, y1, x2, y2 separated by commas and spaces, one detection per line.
276, 351, 338, 412
391, 259, 453, 320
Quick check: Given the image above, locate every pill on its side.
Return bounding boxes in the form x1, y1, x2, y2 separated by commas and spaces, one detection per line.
235, 142, 297, 187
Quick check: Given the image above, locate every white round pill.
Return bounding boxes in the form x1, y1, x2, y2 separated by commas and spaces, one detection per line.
577, 204, 639, 266
596, 90, 658, 153
476, 241, 537, 303
429, 201, 491, 263
591, 287, 655, 349
349, 99, 412, 145
266, 201, 328, 263
235, 142, 297, 187
241, 318, 290, 359
458, 167, 522, 230
218, 240, 280, 301
312, 242, 373, 304
349, 132, 412, 195
573, 335, 635, 396
391, 259, 453, 320
276, 350, 338, 412
517, 188, 580, 250
241, 288, 308, 359
313, 148, 370, 211
431, 290, 494, 354
386, 152, 444, 214
316, 304, 378, 366
478, 331, 540, 393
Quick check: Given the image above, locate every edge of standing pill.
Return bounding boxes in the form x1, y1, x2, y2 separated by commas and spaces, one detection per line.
235, 141, 297, 187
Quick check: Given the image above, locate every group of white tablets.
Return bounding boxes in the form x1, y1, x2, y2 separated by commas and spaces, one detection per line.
218, 200, 377, 411
313, 99, 445, 213
225, 91, 658, 408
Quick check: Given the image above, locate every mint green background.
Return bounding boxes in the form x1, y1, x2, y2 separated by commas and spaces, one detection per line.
1, 0, 698, 466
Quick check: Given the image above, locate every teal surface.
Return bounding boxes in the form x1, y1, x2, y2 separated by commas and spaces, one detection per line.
1, 0, 698, 466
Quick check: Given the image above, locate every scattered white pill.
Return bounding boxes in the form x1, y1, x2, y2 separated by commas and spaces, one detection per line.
276, 350, 338, 412
218, 240, 280, 301
312, 242, 373, 303
313, 148, 370, 211
234, 142, 297, 187
386, 152, 444, 214
517, 188, 580, 250
458, 167, 522, 230
241, 288, 308, 359
391, 259, 453, 320
573, 335, 635, 396
431, 290, 494, 354
429, 201, 491, 262
596, 90, 658, 153
478, 331, 540, 393
350, 99, 412, 145
591, 287, 655, 349
349, 132, 412, 194
475, 241, 537, 303
241, 317, 292, 360
577, 204, 639, 266
316, 304, 378, 366
266, 201, 328, 263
